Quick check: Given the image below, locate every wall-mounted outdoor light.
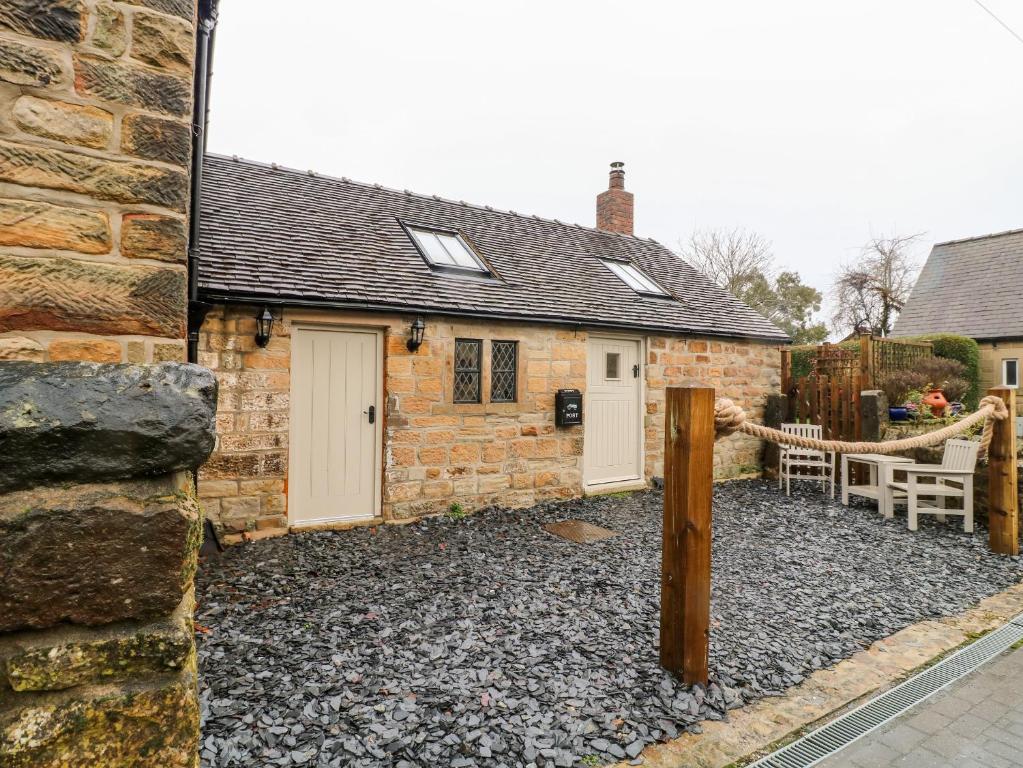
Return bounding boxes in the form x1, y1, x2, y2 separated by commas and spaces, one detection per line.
407, 315, 426, 353
255, 306, 275, 348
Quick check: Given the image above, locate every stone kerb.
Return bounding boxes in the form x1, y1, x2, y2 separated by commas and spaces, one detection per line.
0, 361, 217, 766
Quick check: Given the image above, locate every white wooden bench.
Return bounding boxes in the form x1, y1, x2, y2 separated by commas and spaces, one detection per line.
778, 423, 836, 498
884, 439, 980, 532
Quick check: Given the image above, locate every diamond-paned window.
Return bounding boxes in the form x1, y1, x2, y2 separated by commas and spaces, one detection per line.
491, 341, 518, 403
454, 339, 482, 403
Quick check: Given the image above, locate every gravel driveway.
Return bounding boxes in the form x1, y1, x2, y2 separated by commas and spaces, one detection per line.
196, 480, 1023, 767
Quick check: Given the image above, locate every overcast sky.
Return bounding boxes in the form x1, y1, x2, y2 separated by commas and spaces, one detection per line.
207, 1, 1022, 326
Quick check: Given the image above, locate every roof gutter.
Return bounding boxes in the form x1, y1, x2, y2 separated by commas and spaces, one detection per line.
186, 0, 219, 363
197, 289, 791, 344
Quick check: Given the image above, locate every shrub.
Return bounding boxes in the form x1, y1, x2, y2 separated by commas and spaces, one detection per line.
909, 334, 981, 409
790, 345, 815, 380
914, 357, 969, 398
939, 376, 971, 404
880, 369, 927, 406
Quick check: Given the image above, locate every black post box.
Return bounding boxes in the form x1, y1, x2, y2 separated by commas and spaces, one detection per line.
555, 389, 583, 427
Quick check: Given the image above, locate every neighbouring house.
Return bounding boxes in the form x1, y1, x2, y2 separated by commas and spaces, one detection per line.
193, 158, 787, 539
894, 228, 1023, 418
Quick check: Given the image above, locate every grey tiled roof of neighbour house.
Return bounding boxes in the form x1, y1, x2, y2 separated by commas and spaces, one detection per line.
893, 228, 1023, 340
197, 155, 789, 341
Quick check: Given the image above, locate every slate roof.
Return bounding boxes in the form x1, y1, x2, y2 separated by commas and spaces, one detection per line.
197, 155, 788, 341
893, 228, 1023, 340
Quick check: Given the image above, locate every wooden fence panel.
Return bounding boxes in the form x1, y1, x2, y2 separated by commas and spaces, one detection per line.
786, 373, 862, 444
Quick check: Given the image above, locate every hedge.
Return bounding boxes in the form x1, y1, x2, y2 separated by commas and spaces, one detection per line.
788, 333, 981, 409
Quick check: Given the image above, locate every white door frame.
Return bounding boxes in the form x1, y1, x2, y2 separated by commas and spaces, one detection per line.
583, 332, 646, 491
288, 322, 384, 526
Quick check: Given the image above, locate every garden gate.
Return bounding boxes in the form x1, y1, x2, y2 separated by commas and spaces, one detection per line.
781, 343, 862, 442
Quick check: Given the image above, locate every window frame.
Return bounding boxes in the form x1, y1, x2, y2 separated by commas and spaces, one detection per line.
605, 351, 622, 380
403, 222, 492, 276
490, 340, 518, 403
599, 258, 669, 297
1003, 358, 1019, 389
453, 338, 483, 404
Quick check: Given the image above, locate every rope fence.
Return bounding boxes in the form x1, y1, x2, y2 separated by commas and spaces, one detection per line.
712, 395, 1010, 459
662, 387, 1018, 685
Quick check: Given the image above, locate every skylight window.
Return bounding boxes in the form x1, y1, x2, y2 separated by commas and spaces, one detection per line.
601, 259, 667, 296
408, 226, 488, 273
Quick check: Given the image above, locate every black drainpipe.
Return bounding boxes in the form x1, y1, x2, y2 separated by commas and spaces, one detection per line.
187, 0, 219, 363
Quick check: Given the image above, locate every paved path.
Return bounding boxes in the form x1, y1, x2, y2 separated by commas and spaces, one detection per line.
818, 646, 1023, 767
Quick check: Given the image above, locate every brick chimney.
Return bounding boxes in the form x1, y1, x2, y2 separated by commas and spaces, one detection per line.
596, 161, 634, 235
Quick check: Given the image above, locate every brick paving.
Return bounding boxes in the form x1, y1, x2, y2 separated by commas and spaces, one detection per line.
818, 646, 1023, 767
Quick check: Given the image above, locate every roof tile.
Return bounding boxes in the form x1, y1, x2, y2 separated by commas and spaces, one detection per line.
893, 229, 1023, 339
197, 154, 788, 341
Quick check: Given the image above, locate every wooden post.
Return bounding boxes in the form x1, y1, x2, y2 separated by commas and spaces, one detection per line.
859, 333, 874, 389
988, 387, 1019, 556
661, 386, 714, 685
780, 348, 792, 395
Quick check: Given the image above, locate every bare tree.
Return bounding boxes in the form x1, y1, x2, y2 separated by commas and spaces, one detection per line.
832, 233, 922, 337
681, 228, 775, 314
680, 227, 827, 343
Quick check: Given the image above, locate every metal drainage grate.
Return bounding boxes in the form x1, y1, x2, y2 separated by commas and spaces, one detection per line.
749, 613, 1023, 768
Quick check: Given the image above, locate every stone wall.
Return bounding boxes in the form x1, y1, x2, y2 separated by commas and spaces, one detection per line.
0, 364, 216, 766
645, 335, 780, 481
198, 304, 780, 540
0, 2, 203, 765
979, 341, 1023, 417
0, 0, 194, 364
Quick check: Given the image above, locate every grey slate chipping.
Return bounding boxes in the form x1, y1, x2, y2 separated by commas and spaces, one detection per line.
196, 154, 788, 341
894, 229, 1023, 340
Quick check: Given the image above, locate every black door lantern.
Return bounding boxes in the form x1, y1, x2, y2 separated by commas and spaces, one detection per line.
255, 306, 274, 348
407, 315, 426, 352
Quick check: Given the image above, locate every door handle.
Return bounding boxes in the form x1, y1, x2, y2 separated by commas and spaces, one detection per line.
633, 364, 640, 378
364, 405, 375, 424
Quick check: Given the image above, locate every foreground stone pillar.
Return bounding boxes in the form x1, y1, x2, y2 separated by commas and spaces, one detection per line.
0, 0, 206, 762
0, 363, 216, 766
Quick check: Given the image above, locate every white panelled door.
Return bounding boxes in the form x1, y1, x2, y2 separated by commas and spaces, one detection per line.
584, 336, 642, 486
289, 327, 381, 525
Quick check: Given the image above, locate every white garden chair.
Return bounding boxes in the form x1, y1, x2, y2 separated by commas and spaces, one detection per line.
884, 439, 980, 532
778, 423, 836, 498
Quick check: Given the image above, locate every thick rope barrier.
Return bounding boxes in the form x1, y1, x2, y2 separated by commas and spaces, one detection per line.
714, 395, 1009, 459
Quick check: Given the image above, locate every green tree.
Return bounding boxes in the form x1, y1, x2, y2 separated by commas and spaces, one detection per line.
771, 271, 829, 344
680, 228, 826, 343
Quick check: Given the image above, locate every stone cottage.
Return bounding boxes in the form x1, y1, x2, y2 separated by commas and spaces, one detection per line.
894, 228, 1023, 419
192, 159, 787, 540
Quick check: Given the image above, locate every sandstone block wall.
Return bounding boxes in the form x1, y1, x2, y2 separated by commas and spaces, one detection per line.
0, 0, 194, 364
0, 364, 216, 767
645, 335, 781, 480
199, 305, 780, 540
979, 342, 1023, 417
0, 2, 202, 765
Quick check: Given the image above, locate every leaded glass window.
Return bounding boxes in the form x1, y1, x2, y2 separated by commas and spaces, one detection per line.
454, 339, 481, 403
491, 341, 518, 403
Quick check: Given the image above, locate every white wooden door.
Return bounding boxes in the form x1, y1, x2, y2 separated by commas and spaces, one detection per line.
289, 327, 380, 525
584, 336, 642, 486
